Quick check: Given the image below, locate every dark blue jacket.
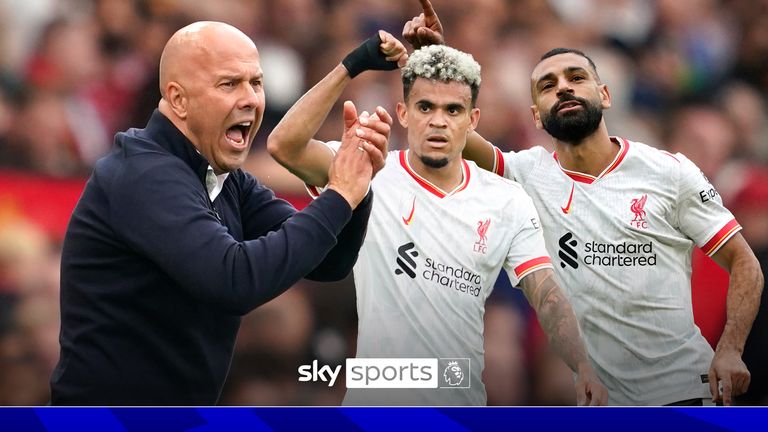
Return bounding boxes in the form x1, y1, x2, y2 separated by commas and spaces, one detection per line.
51, 110, 371, 405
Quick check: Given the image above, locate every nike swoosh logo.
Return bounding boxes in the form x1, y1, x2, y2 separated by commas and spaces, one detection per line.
561, 183, 575, 214
402, 197, 416, 225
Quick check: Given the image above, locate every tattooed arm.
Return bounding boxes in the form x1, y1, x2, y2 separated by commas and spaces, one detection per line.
708, 233, 763, 406
520, 268, 608, 406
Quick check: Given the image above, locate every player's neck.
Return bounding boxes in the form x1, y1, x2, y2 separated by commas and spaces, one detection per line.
553, 127, 618, 177
408, 151, 464, 192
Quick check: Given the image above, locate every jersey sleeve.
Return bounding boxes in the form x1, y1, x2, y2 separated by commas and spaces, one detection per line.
503, 189, 554, 286
305, 140, 340, 199
493, 144, 545, 187
675, 153, 741, 256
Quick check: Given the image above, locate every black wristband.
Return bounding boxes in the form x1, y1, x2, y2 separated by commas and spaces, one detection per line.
342, 34, 398, 78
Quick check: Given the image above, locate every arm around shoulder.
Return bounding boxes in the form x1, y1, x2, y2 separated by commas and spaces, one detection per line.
463, 131, 499, 173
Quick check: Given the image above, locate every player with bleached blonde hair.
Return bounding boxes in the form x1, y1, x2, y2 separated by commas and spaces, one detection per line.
268, 27, 606, 405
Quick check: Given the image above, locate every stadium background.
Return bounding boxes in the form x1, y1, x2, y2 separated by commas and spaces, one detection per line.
0, 0, 766, 405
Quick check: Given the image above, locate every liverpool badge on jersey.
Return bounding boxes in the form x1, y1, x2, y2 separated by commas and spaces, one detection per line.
630, 194, 648, 229
473, 218, 491, 254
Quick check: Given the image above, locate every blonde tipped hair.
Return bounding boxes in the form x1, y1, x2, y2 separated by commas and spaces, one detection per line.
401, 44, 482, 106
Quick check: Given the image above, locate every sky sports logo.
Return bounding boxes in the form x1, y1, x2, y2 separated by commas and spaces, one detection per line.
298, 358, 470, 389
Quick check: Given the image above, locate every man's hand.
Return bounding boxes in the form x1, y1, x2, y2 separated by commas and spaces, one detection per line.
326, 101, 376, 209
379, 30, 409, 68
342, 30, 407, 78
574, 362, 608, 406
355, 105, 393, 178
708, 348, 751, 406
403, 0, 445, 49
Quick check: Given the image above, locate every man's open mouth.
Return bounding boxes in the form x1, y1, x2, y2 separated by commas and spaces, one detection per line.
226, 121, 253, 146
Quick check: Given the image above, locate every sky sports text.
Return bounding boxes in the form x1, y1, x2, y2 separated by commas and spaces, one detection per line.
297, 358, 470, 389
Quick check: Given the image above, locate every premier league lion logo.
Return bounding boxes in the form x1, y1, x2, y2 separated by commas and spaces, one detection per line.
443, 361, 464, 386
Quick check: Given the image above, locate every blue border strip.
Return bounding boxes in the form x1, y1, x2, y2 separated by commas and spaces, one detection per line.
1, 407, 764, 431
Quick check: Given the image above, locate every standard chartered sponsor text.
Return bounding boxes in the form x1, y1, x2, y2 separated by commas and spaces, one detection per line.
423, 258, 482, 297
584, 240, 657, 266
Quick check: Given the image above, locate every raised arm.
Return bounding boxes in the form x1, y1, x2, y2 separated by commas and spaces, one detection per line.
709, 233, 764, 405
520, 268, 608, 406
267, 64, 349, 187
267, 30, 407, 187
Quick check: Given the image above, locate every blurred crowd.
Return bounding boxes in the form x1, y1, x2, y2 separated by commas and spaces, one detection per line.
0, 0, 766, 405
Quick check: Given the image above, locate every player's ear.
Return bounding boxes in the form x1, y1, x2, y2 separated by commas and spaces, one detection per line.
531, 105, 543, 130
396, 102, 408, 128
600, 83, 611, 110
468, 107, 480, 132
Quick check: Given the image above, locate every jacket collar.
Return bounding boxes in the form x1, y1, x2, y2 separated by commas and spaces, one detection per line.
141, 109, 210, 183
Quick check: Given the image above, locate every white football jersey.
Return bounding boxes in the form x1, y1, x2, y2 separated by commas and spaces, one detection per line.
312, 146, 552, 405
492, 137, 740, 405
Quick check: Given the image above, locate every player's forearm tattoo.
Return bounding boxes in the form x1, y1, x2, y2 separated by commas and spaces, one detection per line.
718, 253, 764, 353
521, 269, 589, 372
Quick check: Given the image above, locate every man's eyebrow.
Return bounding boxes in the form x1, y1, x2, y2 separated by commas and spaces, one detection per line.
217, 74, 242, 82
218, 72, 264, 81
415, 99, 467, 109
535, 67, 590, 86
535, 72, 557, 87
565, 66, 589, 75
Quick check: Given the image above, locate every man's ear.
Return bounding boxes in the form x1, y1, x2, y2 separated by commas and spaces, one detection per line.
600, 83, 611, 110
531, 105, 543, 130
468, 107, 480, 132
396, 102, 408, 128
165, 82, 188, 120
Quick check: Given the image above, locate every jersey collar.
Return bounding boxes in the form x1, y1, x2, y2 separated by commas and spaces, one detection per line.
399, 150, 471, 198
553, 136, 629, 184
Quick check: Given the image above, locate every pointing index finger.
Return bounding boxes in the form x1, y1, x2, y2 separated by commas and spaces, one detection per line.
419, 0, 437, 19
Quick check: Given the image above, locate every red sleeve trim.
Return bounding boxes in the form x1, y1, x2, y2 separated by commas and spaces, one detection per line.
493, 146, 505, 177
514, 256, 553, 280
702, 219, 742, 256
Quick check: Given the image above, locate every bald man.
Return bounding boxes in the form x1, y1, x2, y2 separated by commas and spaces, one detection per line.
51, 22, 390, 405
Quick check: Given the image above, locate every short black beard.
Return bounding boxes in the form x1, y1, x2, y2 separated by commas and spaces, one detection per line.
541, 94, 603, 144
420, 155, 449, 168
